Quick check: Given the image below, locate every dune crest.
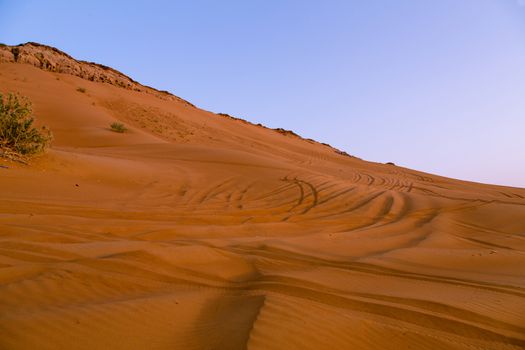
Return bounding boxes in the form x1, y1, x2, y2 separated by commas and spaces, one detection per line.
0, 42, 192, 104
1, 44, 524, 350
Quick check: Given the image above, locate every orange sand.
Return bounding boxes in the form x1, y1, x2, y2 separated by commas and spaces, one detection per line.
1, 45, 525, 349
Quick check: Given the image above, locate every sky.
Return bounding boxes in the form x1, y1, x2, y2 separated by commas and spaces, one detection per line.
1, 0, 524, 188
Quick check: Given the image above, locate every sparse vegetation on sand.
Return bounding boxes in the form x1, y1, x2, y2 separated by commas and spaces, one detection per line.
0, 93, 52, 162
110, 122, 127, 133
76, 87, 86, 93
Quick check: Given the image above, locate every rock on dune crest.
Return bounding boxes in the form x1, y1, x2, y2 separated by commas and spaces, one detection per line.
1, 43, 525, 350
0, 42, 192, 104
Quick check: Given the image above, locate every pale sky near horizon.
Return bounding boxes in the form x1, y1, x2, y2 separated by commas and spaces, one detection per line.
1, 0, 524, 188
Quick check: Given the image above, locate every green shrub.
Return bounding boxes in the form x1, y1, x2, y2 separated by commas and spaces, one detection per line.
76, 87, 86, 93
0, 93, 52, 159
110, 122, 127, 133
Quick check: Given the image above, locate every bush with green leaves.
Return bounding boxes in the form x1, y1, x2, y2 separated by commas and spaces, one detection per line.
110, 122, 127, 133
0, 93, 52, 158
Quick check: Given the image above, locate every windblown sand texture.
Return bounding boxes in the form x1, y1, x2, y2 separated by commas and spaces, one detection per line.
1, 43, 525, 350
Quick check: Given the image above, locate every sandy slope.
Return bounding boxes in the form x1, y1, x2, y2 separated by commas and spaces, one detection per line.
1, 47, 525, 349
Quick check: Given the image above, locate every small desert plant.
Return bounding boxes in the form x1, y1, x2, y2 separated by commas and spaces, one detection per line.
0, 93, 52, 161
110, 122, 127, 133
76, 87, 86, 93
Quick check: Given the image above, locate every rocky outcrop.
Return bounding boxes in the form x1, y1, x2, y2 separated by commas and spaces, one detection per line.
0, 42, 194, 106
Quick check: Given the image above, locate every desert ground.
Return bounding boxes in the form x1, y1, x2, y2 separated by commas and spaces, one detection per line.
1, 43, 525, 349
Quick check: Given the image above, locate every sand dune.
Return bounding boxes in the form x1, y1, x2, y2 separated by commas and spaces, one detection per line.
1, 43, 525, 349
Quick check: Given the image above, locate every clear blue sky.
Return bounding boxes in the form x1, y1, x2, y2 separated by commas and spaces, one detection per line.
1, 0, 524, 187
